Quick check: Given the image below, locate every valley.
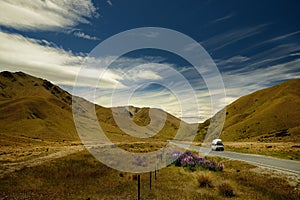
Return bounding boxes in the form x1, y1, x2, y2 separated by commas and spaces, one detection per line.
0, 71, 299, 199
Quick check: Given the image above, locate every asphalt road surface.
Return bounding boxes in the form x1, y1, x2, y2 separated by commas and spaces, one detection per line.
170, 142, 300, 175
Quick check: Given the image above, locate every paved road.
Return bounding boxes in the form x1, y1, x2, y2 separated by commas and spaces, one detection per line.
170, 142, 300, 175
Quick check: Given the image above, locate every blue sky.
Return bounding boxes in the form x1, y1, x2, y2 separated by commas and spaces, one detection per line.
0, 0, 300, 123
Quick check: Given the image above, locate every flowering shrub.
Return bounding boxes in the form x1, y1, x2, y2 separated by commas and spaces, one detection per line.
170, 151, 224, 172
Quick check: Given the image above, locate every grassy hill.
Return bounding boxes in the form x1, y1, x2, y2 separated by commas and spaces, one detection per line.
0, 71, 192, 146
0, 71, 78, 142
213, 79, 300, 142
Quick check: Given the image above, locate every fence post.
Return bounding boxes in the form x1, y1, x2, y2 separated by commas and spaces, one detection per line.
138, 174, 141, 200
150, 171, 152, 190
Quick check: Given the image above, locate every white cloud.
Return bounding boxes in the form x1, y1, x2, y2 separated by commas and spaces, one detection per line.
74, 31, 99, 40
0, 0, 99, 31
0, 31, 124, 88
128, 69, 162, 81
121, 63, 164, 82
107, 0, 113, 6
0, 31, 163, 92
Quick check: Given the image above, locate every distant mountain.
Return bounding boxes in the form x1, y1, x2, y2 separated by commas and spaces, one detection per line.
199, 79, 300, 142
0, 71, 193, 144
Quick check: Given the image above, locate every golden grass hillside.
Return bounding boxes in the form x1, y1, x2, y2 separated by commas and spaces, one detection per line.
0, 71, 78, 142
198, 79, 300, 142
0, 71, 191, 146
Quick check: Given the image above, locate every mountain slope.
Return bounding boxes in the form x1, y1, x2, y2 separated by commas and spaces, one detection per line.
220, 79, 300, 142
0, 71, 78, 141
0, 71, 192, 144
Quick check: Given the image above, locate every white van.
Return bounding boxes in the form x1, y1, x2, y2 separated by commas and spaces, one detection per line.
211, 139, 224, 151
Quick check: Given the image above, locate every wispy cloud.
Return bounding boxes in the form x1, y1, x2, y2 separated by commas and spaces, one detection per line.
183, 42, 200, 52
245, 43, 300, 69
202, 24, 268, 52
73, 31, 100, 40
222, 58, 300, 104
0, 0, 99, 31
212, 29, 300, 108
240, 30, 300, 54
216, 55, 249, 66
266, 30, 300, 43
141, 31, 160, 38
107, 0, 113, 6
211, 13, 234, 24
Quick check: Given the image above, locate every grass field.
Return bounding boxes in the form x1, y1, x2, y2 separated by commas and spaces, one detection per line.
0, 150, 299, 200
224, 142, 300, 161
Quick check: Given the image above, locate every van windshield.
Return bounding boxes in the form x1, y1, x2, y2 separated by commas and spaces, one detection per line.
216, 141, 223, 145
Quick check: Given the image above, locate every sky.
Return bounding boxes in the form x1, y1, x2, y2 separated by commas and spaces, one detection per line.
0, 0, 300, 123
